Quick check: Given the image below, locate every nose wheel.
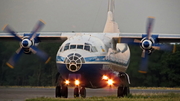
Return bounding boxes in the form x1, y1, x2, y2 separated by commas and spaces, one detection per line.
74, 87, 86, 98
74, 87, 79, 98
80, 87, 86, 98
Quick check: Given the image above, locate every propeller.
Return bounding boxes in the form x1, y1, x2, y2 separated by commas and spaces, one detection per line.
2, 20, 51, 68
134, 17, 173, 73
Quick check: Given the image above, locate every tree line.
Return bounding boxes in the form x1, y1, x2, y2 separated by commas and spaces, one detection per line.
0, 41, 180, 87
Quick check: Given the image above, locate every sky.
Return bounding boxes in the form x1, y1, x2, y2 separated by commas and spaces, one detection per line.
0, 0, 180, 34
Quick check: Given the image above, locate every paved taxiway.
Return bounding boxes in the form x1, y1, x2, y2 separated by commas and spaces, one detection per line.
0, 87, 180, 101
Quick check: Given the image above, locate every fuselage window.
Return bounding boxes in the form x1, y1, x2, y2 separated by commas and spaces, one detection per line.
77, 45, 83, 49
70, 45, 76, 49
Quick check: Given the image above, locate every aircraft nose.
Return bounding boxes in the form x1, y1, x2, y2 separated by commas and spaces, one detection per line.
65, 53, 85, 72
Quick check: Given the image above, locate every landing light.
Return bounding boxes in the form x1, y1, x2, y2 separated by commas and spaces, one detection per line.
65, 80, 70, 85
102, 75, 109, 80
107, 79, 114, 86
75, 80, 80, 86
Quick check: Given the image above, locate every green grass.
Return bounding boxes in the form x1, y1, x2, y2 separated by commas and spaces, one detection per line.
26, 93, 180, 101
1, 86, 180, 90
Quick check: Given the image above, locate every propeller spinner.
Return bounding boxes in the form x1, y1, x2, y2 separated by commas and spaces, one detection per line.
2, 20, 51, 68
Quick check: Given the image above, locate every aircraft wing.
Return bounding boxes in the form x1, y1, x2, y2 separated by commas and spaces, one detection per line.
1, 32, 180, 43
113, 33, 180, 43
0, 32, 78, 42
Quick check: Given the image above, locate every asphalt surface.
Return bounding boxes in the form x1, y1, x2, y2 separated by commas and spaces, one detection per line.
0, 87, 180, 101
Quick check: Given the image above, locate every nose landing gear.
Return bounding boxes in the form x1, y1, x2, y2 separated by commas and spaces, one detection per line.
74, 86, 86, 98
55, 73, 86, 98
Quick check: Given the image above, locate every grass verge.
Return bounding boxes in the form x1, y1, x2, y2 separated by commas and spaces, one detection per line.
1, 86, 180, 90
26, 93, 180, 101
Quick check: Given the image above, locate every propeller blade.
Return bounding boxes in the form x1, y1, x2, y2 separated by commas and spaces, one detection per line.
146, 17, 155, 40
30, 46, 51, 64
2, 25, 22, 41
6, 48, 24, 68
134, 39, 142, 43
139, 51, 149, 73
29, 20, 46, 41
152, 46, 160, 50
141, 50, 146, 58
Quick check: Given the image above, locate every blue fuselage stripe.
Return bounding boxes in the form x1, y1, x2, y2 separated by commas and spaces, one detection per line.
56, 56, 129, 67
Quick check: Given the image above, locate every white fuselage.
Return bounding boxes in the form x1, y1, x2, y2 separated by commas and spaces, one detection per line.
56, 33, 130, 73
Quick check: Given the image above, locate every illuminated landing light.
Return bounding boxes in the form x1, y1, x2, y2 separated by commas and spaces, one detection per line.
107, 79, 114, 86
75, 80, 80, 86
102, 75, 109, 80
65, 80, 70, 85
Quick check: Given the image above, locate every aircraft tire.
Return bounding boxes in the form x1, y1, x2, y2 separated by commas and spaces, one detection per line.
61, 86, 68, 98
117, 86, 124, 97
123, 87, 130, 96
55, 86, 61, 97
80, 87, 86, 98
74, 87, 79, 98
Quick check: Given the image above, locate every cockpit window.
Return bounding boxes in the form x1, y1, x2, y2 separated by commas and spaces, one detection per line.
91, 46, 98, 52
84, 45, 90, 51
59, 47, 63, 52
61, 42, 98, 52
64, 43, 70, 51
77, 45, 83, 49
70, 45, 76, 49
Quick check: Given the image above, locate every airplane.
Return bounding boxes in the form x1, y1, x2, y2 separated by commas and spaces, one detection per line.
1, 0, 180, 98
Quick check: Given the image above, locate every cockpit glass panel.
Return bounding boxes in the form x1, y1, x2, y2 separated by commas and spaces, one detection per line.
84, 45, 90, 51
59, 47, 63, 52
70, 45, 76, 49
64, 46, 69, 51
91, 46, 98, 52
64, 43, 70, 51
62, 42, 96, 52
77, 45, 83, 49
85, 43, 91, 46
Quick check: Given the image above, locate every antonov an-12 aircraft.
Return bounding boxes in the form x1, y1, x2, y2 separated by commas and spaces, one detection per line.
1, 0, 180, 98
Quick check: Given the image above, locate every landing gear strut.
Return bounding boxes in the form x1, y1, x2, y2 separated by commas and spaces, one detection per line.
117, 72, 130, 97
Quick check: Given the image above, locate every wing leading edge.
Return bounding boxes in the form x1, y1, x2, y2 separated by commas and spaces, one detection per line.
115, 33, 180, 43
1, 32, 180, 43
0, 32, 70, 42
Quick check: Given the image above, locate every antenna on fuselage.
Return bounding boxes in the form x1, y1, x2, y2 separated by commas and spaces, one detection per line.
88, 35, 91, 41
